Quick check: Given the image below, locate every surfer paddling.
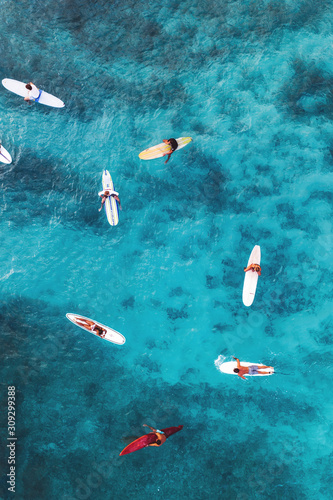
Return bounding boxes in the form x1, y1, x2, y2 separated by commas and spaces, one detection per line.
142, 425, 167, 447
232, 357, 273, 380
24, 82, 40, 102
119, 425, 183, 456
244, 263, 261, 275
98, 189, 122, 211
163, 138, 178, 164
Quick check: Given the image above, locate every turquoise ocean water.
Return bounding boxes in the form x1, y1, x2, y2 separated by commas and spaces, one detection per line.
1, 0, 332, 498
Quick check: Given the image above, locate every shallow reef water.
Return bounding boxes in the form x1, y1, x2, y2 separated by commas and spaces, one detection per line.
0, 0, 333, 498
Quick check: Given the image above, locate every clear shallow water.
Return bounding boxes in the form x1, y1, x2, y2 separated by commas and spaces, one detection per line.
0, 0, 332, 498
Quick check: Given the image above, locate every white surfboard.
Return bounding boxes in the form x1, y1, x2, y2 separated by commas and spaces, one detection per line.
101, 170, 119, 226
66, 313, 126, 345
2, 78, 65, 108
242, 245, 261, 307
0, 145, 12, 164
215, 358, 274, 377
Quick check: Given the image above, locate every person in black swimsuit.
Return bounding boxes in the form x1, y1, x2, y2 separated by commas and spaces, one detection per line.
91, 324, 107, 338
163, 138, 178, 164
75, 317, 107, 338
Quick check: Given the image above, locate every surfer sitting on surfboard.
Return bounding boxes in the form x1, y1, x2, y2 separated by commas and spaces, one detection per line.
142, 425, 167, 447
98, 189, 122, 212
163, 138, 178, 164
232, 357, 272, 380
24, 82, 40, 102
244, 263, 261, 275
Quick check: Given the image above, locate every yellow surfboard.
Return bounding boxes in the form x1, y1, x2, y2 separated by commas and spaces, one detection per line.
139, 137, 193, 160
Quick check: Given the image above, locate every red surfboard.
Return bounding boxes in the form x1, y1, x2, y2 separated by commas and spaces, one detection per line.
119, 426, 183, 456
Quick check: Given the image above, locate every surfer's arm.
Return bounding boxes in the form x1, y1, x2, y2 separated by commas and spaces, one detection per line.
237, 373, 246, 380
164, 152, 172, 164
233, 357, 241, 368
99, 197, 106, 211
162, 141, 172, 158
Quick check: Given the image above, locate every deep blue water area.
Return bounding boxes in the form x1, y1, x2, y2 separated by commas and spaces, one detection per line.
1, 0, 333, 498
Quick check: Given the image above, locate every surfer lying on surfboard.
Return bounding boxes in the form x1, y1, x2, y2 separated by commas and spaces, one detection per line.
75, 317, 107, 338
142, 425, 167, 446
233, 357, 272, 380
98, 189, 122, 212
163, 138, 178, 164
244, 263, 261, 276
119, 425, 183, 456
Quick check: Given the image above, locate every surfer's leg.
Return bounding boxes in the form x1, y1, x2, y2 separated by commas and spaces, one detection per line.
78, 319, 93, 328
143, 424, 156, 432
